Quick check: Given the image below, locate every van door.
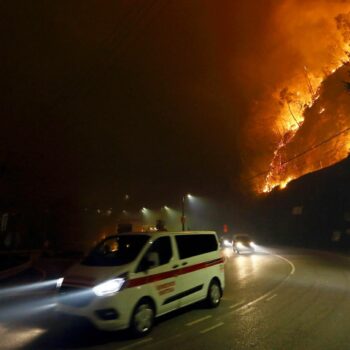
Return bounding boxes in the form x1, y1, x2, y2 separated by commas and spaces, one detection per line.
129, 236, 180, 315
174, 234, 219, 307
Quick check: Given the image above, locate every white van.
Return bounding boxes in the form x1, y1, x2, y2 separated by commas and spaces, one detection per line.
55, 231, 225, 336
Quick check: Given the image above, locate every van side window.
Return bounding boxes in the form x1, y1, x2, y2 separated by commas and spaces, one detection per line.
175, 234, 218, 259
137, 236, 172, 271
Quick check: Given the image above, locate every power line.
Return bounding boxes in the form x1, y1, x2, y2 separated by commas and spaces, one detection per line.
281, 126, 350, 165
248, 126, 350, 181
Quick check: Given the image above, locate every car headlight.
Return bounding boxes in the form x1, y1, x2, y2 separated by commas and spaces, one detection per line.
56, 277, 64, 288
236, 242, 244, 248
250, 241, 256, 247
93, 278, 126, 297
223, 239, 231, 246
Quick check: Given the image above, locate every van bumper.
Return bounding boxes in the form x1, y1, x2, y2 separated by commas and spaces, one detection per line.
55, 292, 131, 331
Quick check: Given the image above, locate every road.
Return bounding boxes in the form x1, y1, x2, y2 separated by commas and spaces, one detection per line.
2, 247, 350, 350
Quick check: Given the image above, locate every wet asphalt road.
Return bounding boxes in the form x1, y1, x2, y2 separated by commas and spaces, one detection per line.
2, 247, 350, 350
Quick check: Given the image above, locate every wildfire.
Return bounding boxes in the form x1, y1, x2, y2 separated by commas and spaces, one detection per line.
261, 60, 350, 193
251, 4, 350, 193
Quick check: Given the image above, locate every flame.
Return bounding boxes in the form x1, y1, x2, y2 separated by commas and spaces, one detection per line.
261, 60, 350, 193
279, 177, 294, 190
319, 107, 326, 114
248, 3, 350, 194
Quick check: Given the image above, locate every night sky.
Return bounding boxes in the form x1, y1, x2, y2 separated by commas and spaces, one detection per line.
2, 0, 349, 213
1, 1, 250, 208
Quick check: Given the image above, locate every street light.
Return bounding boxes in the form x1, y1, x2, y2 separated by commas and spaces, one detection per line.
181, 194, 192, 231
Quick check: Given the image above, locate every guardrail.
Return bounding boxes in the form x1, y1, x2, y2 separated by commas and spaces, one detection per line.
0, 258, 32, 281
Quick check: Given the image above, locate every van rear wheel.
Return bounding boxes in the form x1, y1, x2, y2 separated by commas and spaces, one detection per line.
130, 300, 155, 337
206, 279, 221, 308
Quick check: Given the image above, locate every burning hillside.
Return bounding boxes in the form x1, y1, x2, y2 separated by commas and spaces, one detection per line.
262, 64, 350, 193
242, 1, 350, 193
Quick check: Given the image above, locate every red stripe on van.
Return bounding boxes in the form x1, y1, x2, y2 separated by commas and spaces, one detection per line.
127, 257, 224, 288
62, 257, 224, 289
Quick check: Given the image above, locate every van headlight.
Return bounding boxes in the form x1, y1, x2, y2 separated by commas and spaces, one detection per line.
93, 278, 126, 297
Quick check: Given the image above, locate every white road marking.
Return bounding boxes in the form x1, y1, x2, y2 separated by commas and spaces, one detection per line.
119, 337, 153, 350
229, 300, 246, 309
266, 293, 277, 301
275, 254, 296, 275
199, 322, 224, 334
232, 292, 274, 313
239, 307, 254, 315
186, 315, 212, 326
228, 253, 296, 314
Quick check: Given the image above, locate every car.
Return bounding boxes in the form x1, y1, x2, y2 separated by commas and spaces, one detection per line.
55, 230, 225, 337
232, 234, 256, 254
220, 236, 233, 248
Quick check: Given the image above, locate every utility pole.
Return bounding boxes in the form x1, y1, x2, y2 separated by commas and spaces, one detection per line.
181, 195, 186, 231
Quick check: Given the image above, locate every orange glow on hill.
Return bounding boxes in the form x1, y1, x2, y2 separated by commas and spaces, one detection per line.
243, 2, 350, 193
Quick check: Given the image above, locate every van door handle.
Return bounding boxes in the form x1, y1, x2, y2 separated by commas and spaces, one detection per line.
172, 264, 179, 269
182, 262, 188, 266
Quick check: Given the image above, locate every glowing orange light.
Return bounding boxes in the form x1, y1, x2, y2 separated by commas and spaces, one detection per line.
260, 60, 350, 193
244, 5, 350, 194
279, 177, 293, 190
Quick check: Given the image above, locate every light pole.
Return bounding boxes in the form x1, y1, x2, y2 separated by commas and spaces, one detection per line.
181, 196, 186, 231
181, 194, 192, 231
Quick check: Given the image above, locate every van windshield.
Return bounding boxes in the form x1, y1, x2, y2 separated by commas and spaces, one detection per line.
82, 235, 150, 266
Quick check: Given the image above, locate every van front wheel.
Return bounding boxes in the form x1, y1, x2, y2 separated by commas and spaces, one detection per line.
130, 300, 155, 337
206, 280, 221, 308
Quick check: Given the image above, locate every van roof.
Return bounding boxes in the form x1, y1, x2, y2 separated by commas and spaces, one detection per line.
117, 230, 217, 236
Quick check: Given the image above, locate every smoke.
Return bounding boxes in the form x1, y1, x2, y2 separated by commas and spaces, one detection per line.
236, 0, 350, 191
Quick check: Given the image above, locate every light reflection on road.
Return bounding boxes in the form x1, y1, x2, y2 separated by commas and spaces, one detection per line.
234, 254, 259, 282
0, 324, 46, 350
224, 247, 266, 279
222, 247, 234, 258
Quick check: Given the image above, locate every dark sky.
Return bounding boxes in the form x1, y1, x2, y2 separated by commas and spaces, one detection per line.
2, 1, 349, 210
1, 1, 249, 207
